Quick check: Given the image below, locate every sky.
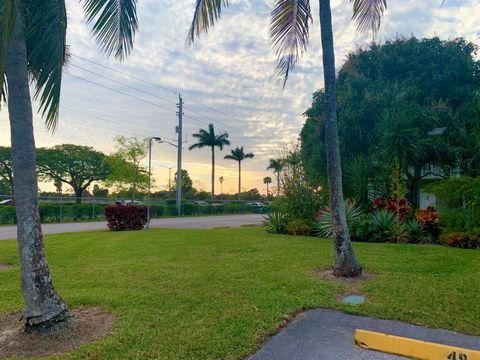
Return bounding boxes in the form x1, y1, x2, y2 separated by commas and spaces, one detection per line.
0, 0, 479, 195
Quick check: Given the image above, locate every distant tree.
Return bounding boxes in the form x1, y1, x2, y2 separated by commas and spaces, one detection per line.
113, 136, 149, 202
267, 159, 283, 196
189, 124, 230, 200
173, 169, 196, 199
0, 147, 14, 194
224, 146, 254, 200
37, 144, 110, 204
53, 178, 62, 195
263, 176, 272, 197
92, 184, 109, 198
105, 154, 148, 198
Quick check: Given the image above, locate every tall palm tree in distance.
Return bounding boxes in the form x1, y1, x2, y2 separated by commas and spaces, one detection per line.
189, 124, 230, 200
224, 146, 254, 200
263, 176, 272, 197
187, 0, 387, 277
267, 158, 283, 196
0, 0, 138, 330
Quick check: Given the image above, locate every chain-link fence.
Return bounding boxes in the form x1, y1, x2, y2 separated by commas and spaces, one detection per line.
0, 194, 268, 225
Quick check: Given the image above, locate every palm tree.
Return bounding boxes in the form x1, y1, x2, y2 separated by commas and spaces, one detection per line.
263, 176, 272, 197
267, 159, 283, 196
189, 124, 230, 200
187, 0, 387, 277
224, 146, 254, 200
0, 0, 138, 330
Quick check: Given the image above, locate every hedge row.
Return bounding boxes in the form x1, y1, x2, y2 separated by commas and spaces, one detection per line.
0, 203, 266, 224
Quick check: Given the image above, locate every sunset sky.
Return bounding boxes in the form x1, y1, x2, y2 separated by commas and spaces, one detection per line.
0, 0, 478, 195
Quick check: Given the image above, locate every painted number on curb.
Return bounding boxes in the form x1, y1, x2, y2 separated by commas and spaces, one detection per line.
448, 351, 468, 360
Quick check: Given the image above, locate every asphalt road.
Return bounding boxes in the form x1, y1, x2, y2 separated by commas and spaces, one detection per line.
0, 214, 264, 240
249, 309, 480, 360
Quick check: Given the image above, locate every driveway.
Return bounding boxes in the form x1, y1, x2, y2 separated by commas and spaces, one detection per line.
249, 309, 480, 360
0, 214, 264, 240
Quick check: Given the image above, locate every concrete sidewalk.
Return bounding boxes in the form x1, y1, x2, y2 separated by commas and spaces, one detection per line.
0, 214, 264, 240
249, 309, 480, 360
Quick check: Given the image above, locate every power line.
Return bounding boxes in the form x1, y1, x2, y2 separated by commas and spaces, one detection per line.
72, 54, 251, 131
65, 73, 176, 113
69, 64, 178, 106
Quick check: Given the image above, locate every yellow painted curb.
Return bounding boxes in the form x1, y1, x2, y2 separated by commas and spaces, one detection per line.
355, 329, 480, 360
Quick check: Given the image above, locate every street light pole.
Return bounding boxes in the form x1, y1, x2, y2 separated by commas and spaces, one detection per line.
147, 137, 162, 230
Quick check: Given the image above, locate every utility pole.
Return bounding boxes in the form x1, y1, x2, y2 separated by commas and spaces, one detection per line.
176, 95, 183, 216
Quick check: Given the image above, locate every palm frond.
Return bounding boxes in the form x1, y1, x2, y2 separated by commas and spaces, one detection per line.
244, 152, 254, 159
0, 0, 15, 104
189, 142, 207, 150
351, 0, 387, 37
270, 0, 312, 87
186, 0, 229, 45
224, 154, 236, 160
82, 0, 138, 60
25, 0, 68, 130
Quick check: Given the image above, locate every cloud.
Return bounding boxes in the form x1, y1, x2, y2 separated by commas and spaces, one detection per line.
0, 0, 478, 194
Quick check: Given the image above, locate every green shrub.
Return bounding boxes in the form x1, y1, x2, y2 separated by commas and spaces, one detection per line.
406, 219, 428, 244
182, 203, 197, 215
441, 232, 480, 249
350, 214, 383, 242
286, 218, 312, 236
370, 210, 396, 242
313, 201, 363, 239
263, 212, 288, 234
0, 206, 16, 224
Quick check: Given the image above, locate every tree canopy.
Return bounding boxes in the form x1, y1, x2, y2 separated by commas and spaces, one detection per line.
37, 144, 110, 203
301, 37, 480, 206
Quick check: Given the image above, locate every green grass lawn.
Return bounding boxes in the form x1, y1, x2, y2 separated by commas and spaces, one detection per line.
0, 227, 479, 359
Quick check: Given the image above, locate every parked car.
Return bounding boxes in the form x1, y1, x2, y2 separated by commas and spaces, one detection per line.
194, 201, 209, 207
0, 199, 14, 206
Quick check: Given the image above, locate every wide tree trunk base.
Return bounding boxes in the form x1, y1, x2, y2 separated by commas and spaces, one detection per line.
25, 310, 71, 334
333, 263, 363, 278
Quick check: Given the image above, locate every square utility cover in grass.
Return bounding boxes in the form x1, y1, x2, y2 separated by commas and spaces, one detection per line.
0, 227, 479, 359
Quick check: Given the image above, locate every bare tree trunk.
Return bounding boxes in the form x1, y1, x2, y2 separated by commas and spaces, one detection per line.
131, 165, 139, 202
211, 146, 215, 200
276, 172, 280, 196
6, 3, 69, 331
238, 161, 241, 201
319, 0, 362, 277
74, 188, 83, 204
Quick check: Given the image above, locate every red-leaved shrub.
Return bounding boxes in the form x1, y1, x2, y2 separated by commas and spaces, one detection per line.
372, 196, 410, 221
416, 205, 441, 242
105, 204, 147, 231
441, 232, 480, 249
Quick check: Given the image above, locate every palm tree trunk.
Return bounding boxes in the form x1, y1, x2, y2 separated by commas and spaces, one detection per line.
238, 161, 241, 201
6, 2, 69, 331
319, 0, 362, 277
211, 146, 215, 200
277, 172, 280, 196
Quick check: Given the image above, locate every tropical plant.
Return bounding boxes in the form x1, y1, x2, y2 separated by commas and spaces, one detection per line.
441, 232, 480, 249
406, 219, 428, 244
286, 218, 313, 236
416, 205, 442, 242
267, 158, 283, 196
263, 176, 272, 196
314, 201, 364, 239
224, 146, 254, 200
0, 0, 138, 331
263, 212, 288, 234
372, 196, 410, 222
187, 0, 388, 276
370, 210, 396, 241
189, 124, 230, 200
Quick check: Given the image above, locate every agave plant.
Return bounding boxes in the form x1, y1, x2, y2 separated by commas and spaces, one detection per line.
263, 212, 288, 234
406, 219, 428, 244
314, 201, 364, 239
370, 210, 396, 241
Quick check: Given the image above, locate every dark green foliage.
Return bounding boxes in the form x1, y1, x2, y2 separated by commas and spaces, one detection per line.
301, 37, 480, 207
263, 212, 288, 234
350, 214, 382, 243
370, 210, 396, 241
286, 218, 312, 236
406, 219, 428, 244
0, 205, 16, 224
